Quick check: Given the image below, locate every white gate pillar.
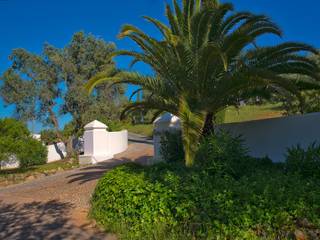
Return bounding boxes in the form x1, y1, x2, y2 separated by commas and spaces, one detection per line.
79, 120, 113, 165
153, 113, 181, 163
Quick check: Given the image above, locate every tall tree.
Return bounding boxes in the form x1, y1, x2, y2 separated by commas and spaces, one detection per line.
1, 32, 124, 156
86, 0, 319, 166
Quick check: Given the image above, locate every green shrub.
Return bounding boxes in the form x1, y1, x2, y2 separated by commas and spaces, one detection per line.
91, 161, 320, 239
17, 138, 47, 168
0, 119, 47, 169
0, 137, 47, 169
195, 132, 277, 178
286, 142, 320, 178
160, 130, 184, 163
195, 131, 248, 173
0, 118, 29, 139
91, 132, 320, 239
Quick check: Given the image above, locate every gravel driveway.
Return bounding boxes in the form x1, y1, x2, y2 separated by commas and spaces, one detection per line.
0, 141, 153, 240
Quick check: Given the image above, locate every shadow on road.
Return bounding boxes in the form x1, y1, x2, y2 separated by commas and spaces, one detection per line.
66, 155, 152, 185
128, 133, 153, 145
0, 200, 104, 240
128, 137, 153, 145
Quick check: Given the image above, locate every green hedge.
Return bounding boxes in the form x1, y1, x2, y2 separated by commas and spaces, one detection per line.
0, 119, 47, 168
286, 142, 320, 179
91, 133, 320, 239
91, 163, 320, 239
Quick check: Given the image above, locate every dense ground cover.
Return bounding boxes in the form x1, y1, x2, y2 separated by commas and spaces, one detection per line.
91, 133, 320, 240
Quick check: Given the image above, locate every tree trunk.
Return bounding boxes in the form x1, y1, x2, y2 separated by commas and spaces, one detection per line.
48, 105, 74, 159
201, 112, 214, 137
66, 136, 74, 159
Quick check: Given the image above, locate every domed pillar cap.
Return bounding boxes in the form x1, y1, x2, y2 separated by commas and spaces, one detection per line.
84, 120, 108, 131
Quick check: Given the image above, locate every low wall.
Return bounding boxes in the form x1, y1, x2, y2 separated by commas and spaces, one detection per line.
47, 142, 67, 163
107, 130, 128, 155
154, 112, 320, 163
218, 112, 320, 162
79, 120, 129, 165
1, 142, 66, 169
0, 155, 20, 169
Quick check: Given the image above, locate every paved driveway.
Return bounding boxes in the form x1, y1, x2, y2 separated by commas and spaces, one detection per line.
0, 141, 153, 240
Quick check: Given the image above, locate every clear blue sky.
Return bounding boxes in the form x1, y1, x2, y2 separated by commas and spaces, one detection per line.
0, 0, 319, 132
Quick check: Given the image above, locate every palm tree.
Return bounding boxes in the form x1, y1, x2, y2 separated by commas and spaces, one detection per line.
86, 0, 319, 166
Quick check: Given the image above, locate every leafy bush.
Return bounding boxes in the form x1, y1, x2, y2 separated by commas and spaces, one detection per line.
159, 130, 275, 177
91, 132, 320, 239
0, 118, 47, 169
195, 131, 248, 173
91, 161, 320, 239
16, 138, 48, 168
286, 142, 320, 178
195, 132, 277, 178
160, 130, 184, 163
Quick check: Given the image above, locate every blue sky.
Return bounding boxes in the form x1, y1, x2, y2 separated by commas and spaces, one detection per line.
0, 0, 320, 132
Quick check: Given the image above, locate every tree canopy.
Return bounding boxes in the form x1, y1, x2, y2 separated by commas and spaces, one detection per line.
1, 32, 125, 137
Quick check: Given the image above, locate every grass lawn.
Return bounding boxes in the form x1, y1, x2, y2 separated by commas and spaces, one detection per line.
216, 103, 284, 124
126, 124, 154, 137
0, 160, 79, 187
125, 104, 284, 136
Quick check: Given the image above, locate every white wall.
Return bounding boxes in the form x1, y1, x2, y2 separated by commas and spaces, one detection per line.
47, 142, 67, 163
218, 112, 320, 162
0, 155, 20, 170
1, 142, 66, 169
79, 120, 129, 165
3, 120, 129, 168
154, 112, 320, 163
107, 130, 128, 155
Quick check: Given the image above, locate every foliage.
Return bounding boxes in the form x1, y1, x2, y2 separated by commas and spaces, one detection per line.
91, 132, 320, 239
0, 137, 47, 169
40, 129, 61, 145
15, 139, 47, 168
1, 32, 125, 139
91, 161, 320, 239
0, 119, 47, 169
160, 131, 184, 163
125, 124, 154, 137
282, 90, 320, 115
286, 142, 320, 179
278, 55, 320, 115
195, 131, 248, 173
86, 0, 320, 166
0, 118, 30, 139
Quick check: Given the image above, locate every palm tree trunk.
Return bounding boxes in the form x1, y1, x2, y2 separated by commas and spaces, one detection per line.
182, 122, 197, 167
181, 117, 203, 167
202, 112, 214, 137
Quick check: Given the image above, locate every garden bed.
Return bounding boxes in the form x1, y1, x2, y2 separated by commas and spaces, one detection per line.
90, 133, 320, 240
